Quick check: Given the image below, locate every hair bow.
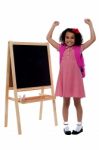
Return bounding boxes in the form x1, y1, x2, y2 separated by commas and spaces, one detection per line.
72, 28, 80, 33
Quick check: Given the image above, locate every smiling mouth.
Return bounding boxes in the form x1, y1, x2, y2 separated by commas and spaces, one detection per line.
67, 42, 73, 45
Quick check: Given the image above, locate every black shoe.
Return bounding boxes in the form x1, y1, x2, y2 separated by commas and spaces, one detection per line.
64, 129, 71, 135
72, 128, 83, 135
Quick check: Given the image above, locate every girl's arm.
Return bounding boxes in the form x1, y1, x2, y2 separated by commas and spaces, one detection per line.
46, 21, 60, 50
82, 19, 96, 50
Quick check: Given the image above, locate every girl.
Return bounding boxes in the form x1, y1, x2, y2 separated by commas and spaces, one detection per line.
46, 19, 96, 135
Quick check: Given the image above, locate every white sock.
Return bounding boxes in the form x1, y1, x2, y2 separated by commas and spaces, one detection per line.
64, 122, 70, 131
75, 122, 82, 132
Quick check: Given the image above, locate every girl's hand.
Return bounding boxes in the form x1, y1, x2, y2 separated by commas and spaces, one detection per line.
53, 21, 60, 27
84, 19, 92, 26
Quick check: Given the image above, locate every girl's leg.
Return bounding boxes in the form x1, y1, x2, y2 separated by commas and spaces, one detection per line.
63, 97, 71, 135
73, 97, 83, 122
62, 97, 70, 122
72, 97, 83, 134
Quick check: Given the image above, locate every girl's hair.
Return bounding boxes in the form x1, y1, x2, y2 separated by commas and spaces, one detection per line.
59, 28, 83, 46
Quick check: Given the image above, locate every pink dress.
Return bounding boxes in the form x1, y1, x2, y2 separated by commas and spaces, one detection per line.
55, 47, 85, 98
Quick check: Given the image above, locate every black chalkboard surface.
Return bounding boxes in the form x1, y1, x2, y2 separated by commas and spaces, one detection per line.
12, 43, 51, 89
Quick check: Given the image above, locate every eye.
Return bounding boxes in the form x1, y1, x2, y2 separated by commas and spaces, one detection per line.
71, 36, 75, 39
65, 36, 69, 39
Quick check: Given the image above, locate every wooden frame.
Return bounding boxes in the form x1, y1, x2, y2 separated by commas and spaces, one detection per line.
4, 41, 58, 134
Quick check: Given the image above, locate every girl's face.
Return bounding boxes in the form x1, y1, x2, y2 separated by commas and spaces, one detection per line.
65, 31, 75, 47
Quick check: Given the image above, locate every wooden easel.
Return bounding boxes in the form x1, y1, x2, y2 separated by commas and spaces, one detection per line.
4, 41, 58, 134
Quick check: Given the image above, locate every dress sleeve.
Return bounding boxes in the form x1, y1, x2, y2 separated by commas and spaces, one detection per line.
81, 45, 84, 52
58, 44, 62, 51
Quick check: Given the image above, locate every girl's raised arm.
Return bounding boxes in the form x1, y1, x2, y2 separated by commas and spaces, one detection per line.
82, 19, 96, 51
46, 21, 60, 50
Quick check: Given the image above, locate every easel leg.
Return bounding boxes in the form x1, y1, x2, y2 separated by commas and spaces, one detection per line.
39, 101, 43, 120
14, 91, 22, 134
39, 89, 44, 120
4, 43, 10, 127
50, 85, 58, 126
52, 99, 58, 125
4, 89, 9, 127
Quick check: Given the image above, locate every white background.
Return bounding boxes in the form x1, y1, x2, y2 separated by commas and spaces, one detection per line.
0, 0, 99, 149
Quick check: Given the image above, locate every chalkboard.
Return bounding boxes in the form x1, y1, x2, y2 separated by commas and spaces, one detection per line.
12, 43, 51, 89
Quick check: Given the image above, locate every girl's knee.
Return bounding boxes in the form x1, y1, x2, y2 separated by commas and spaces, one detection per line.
73, 97, 81, 107
63, 97, 70, 107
